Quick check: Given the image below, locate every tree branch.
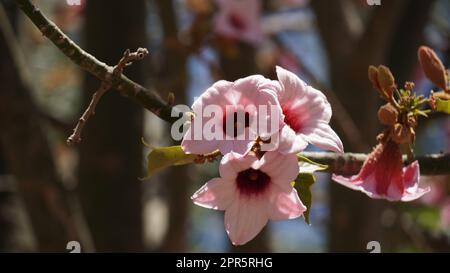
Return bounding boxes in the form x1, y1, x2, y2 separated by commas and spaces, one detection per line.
67, 48, 149, 144
301, 152, 450, 176
14, 0, 450, 178
15, 0, 177, 124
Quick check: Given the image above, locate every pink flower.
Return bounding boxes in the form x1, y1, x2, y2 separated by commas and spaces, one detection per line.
191, 151, 306, 245
181, 75, 283, 156
332, 141, 430, 201
214, 0, 263, 45
274, 66, 344, 154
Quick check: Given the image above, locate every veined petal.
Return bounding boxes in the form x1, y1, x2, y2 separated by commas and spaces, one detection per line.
219, 152, 258, 179
259, 152, 299, 187
192, 178, 236, 210
224, 197, 268, 245
332, 174, 368, 193
401, 161, 430, 202
301, 123, 344, 153
275, 66, 343, 153
269, 185, 306, 220
192, 80, 234, 113
277, 125, 309, 154
275, 65, 308, 105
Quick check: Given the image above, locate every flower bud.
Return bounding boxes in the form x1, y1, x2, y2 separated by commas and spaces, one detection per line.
368, 65, 381, 90
378, 103, 398, 126
368, 65, 396, 100
418, 46, 447, 91
377, 65, 395, 93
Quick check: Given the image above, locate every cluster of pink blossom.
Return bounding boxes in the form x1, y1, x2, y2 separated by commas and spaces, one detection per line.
181, 65, 432, 245
181, 66, 343, 245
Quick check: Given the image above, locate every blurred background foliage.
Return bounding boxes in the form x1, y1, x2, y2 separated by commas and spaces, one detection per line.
0, 0, 449, 252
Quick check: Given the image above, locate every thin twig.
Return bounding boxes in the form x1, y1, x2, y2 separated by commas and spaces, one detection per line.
67, 48, 149, 145
15, 0, 177, 124
66, 82, 109, 144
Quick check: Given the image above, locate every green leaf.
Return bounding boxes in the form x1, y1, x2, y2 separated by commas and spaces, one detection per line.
293, 172, 316, 225
293, 155, 327, 224
435, 98, 450, 114
146, 145, 197, 178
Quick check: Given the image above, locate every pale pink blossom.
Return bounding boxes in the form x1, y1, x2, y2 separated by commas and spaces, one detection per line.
181, 75, 283, 156
332, 141, 430, 202
214, 0, 263, 45
274, 66, 344, 154
192, 151, 306, 245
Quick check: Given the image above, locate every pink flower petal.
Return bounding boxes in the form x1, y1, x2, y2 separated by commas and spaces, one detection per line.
269, 185, 306, 220
191, 80, 234, 113
332, 142, 430, 202
182, 80, 231, 155
301, 122, 344, 153
259, 152, 299, 187
224, 197, 268, 245
275, 66, 343, 153
181, 126, 220, 154
232, 75, 284, 138
218, 138, 254, 156
191, 178, 236, 210
332, 174, 365, 192
277, 125, 309, 154
401, 161, 430, 201
401, 187, 431, 202
275, 65, 308, 105
219, 152, 258, 179
403, 161, 420, 189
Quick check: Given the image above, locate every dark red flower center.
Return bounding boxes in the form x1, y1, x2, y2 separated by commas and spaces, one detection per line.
236, 168, 271, 196
227, 13, 246, 31
282, 105, 303, 133
223, 111, 250, 137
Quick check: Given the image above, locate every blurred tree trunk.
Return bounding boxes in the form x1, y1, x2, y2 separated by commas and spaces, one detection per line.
387, 0, 436, 84
154, 0, 190, 252
0, 3, 80, 251
0, 2, 16, 252
0, 144, 17, 251
78, 0, 146, 251
219, 42, 270, 253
